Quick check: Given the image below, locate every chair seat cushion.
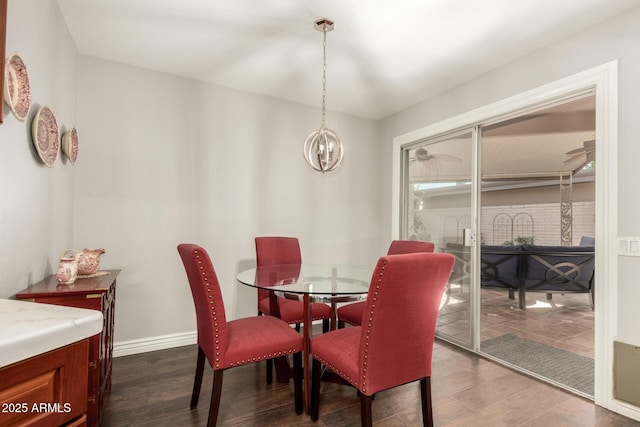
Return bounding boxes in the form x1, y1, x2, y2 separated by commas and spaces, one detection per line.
336, 302, 365, 326
223, 316, 303, 369
311, 327, 361, 388
258, 297, 331, 324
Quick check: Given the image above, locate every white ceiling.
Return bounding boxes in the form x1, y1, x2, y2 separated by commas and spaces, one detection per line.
56, 0, 638, 120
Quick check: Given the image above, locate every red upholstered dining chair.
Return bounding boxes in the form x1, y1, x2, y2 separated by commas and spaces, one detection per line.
310, 252, 454, 427
336, 240, 435, 328
255, 236, 331, 383
177, 243, 303, 426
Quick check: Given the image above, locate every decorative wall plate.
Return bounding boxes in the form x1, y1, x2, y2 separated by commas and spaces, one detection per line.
4, 53, 32, 121
61, 127, 78, 164
31, 106, 59, 167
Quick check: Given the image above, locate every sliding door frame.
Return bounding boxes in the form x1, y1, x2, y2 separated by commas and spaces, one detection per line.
392, 61, 618, 410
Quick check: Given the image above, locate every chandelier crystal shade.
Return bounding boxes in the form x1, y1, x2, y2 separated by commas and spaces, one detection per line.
303, 19, 343, 173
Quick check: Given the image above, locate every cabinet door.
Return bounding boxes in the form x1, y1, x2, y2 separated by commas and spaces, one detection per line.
0, 340, 88, 426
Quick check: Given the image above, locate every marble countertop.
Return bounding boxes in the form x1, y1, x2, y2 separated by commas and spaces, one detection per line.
0, 298, 103, 368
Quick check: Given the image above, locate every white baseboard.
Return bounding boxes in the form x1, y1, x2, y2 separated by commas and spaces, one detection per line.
113, 331, 197, 358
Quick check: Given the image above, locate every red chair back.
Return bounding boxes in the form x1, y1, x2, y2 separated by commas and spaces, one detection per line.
387, 240, 435, 255
255, 237, 302, 302
358, 252, 454, 395
177, 243, 228, 367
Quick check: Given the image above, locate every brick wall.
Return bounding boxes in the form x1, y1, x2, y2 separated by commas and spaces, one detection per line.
414, 201, 595, 248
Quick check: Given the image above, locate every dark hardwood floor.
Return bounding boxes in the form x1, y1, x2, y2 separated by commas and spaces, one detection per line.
103, 336, 638, 426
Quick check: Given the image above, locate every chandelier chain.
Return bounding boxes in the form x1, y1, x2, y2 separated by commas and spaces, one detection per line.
321, 23, 327, 128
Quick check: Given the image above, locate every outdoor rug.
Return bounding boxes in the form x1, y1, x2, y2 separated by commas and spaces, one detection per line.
480, 333, 594, 396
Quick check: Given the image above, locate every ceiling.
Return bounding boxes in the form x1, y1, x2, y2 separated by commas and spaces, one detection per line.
56, 0, 638, 120
409, 95, 596, 182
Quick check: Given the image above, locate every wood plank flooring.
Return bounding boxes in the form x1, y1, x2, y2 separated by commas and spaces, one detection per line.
103, 334, 638, 426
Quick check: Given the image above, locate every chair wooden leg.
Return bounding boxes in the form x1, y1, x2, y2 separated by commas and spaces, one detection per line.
266, 359, 273, 384
420, 377, 433, 427
293, 352, 303, 415
310, 358, 322, 421
274, 356, 291, 383
322, 319, 330, 333
260, 306, 276, 386
360, 393, 373, 427
295, 323, 301, 332
191, 346, 206, 409
207, 369, 224, 427
337, 320, 345, 329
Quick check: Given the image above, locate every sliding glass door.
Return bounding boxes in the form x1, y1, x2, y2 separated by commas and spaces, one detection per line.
401, 128, 478, 349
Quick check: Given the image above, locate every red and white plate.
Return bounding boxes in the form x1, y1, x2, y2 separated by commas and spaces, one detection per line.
4, 53, 32, 121
31, 106, 59, 167
62, 128, 79, 164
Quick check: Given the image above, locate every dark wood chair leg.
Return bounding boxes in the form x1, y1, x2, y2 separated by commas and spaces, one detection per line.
420, 377, 433, 427
260, 306, 276, 387
311, 358, 322, 421
322, 318, 330, 333
337, 320, 345, 329
274, 356, 291, 383
190, 346, 206, 409
208, 369, 224, 427
266, 359, 273, 384
293, 352, 303, 415
295, 323, 301, 332
360, 393, 373, 427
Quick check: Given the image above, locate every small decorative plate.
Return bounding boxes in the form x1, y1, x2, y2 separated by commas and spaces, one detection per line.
61, 128, 78, 164
31, 106, 59, 167
4, 53, 32, 121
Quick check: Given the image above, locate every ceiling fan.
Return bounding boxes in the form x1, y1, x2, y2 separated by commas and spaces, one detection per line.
409, 148, 463, 181
564, 139, 595, 164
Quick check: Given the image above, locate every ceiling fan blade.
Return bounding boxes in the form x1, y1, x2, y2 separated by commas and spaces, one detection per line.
564, 152, 586, 164
565, 147, 586, 155
566, 139, 596, 156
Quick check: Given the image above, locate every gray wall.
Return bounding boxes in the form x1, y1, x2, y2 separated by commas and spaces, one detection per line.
73, 57, 385, 341
0, 1, 78, 296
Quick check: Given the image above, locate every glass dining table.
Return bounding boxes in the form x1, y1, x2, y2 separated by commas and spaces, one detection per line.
236, 263, 373, 414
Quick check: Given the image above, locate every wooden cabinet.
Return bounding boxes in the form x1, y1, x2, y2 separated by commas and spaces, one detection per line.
16, 270, 120, 427
0, 339, 89, 427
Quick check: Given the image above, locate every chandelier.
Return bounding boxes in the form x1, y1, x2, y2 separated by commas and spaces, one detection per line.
303, 19, 344, 173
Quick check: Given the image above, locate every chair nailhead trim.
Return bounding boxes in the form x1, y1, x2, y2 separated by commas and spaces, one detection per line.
360, 260, 387, 391
314, 355, 358, 388
194, 249, 224, 369
228, 348, 300, 368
